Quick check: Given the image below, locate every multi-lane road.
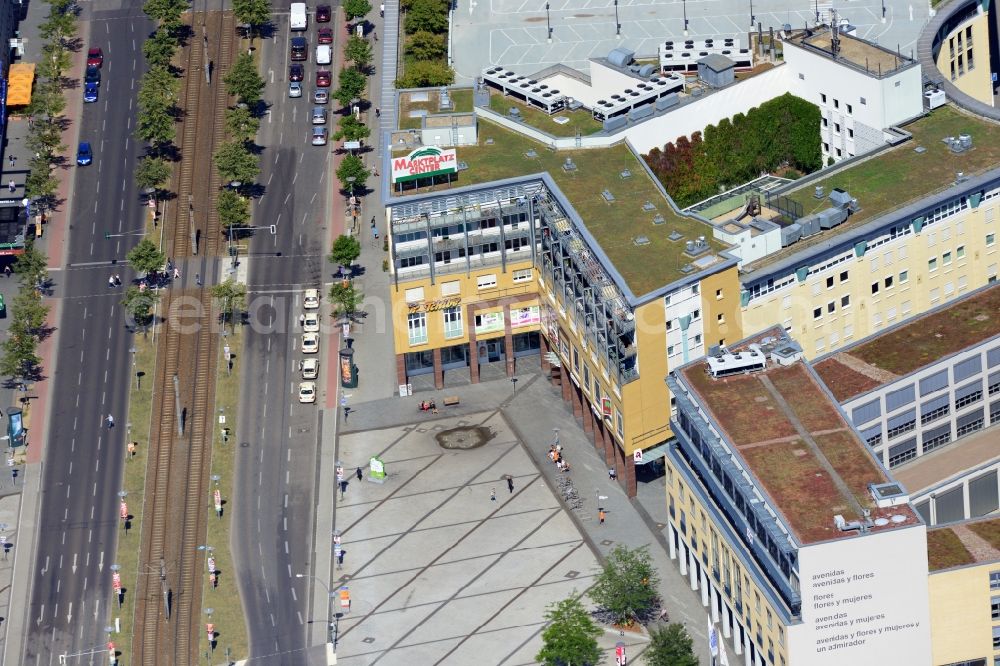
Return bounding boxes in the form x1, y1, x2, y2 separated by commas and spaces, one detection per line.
231, 4, 334, 663
21, 2, 152, 664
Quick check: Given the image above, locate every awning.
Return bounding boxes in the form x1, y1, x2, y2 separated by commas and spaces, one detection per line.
6, 64, 35, 106
634, 442, 670, 464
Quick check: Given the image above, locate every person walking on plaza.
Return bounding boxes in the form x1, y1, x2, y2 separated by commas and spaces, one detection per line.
490, 488, 496, 503
356, 466, 363, 481
507, 477, 514, 493
598, 508, 606, 525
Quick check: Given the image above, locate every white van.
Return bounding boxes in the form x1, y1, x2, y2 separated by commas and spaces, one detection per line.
315, 44, 332, 65
290, 2, 308, 31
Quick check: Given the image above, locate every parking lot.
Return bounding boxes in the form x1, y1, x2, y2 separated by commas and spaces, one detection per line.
333, 409, 644, 665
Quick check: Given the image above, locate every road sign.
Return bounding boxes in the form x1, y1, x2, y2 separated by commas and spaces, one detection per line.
112, 572, 121, 591
339, 587, 351, 610
336, 466, 344, 482
207, 557, 216, 574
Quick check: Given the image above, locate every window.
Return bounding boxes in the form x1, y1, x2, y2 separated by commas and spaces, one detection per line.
827, 302, 835, 314
840, 270, 849, 282
716, 313, 724, 324
813, 307, 822, 320
860, 96, 867, 105
992, 596, 1000, 620
512, 268, 533, 283
572, 347, 579, 371
834, 98, 839, 109
820, 93, 827, 104
692, 309, 701, 320
943, 251, 953, 265
993, 625, 1000, 650
929, 257, 938, 272
667, 344, 676, 356
848, 128, 854, 139
841, 294, 850, 307
957, 245, 966, 259
616, 408, 624, 437
443, 306, 463, 339
834, 122, 841, 133
885, 275, 894, 289
715, 288, 724, 300
991, 570, 1000, 589
477, 274, 497, 290
691, 284, 699, 295
899, 270, 909, 284
847, 103, 853, 114
694, 333, 702, 345
826, 276, 834, 288
666, 320, 672, 331
871, 282, 879, 295
407, 312, 428, 345
988, 233, 996, 247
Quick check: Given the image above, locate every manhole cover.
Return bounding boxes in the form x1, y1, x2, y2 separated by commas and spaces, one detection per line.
362, 637, 376, 644
565, 570, 580, 579
436, 425, 495, 450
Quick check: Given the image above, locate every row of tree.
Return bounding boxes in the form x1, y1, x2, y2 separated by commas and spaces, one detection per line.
643, 92, 822, 208
216, 54, 266, 228
0, 248, 51, 384
396, 0, 454, 87
535, 545, 700, 665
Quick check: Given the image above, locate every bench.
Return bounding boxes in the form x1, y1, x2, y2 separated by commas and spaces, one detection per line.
443, 396, 460, 406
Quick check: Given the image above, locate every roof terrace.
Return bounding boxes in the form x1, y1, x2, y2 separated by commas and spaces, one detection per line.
786, 28, 913, 77
815, 283, 1000, 402
680, 342, 917, 545
928, 517, 1000, 571
390, 120, 727, 298
756, 106, 1000, 270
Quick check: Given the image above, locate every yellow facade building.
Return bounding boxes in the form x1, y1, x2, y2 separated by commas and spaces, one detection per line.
932, 0, 995, 106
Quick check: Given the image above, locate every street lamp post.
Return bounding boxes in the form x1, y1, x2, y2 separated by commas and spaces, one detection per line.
545, 2, 552, 41
749, 0, 754, 27
129, 347, 137, 390
682, 0, 689, 34
296, 573, 336, 645
613, 0, 620, 36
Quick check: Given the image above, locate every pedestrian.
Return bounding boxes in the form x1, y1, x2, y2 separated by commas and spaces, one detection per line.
106, 415, 115, 428
7, 180, 14, 193
337, 549, 346, 566
344, 406, 350, 421
371, 222, 378, 240
373, 31, 378, 41
490, 487, 496, 502
3, 265, 10, 278
599, 508, 606, 525
108, 275, 116, 288
375, 108, 380, 118
195, 273, 203, 286
339, 479, 348, 496
299, 313, 305, 327
507, 477, 514, 493
380, 2, 384, 15
8, 155, 14, 167
114, 274, 122, 286
608, 468, 617, 481
173, 267, 180, 280
356, 466, 363, 481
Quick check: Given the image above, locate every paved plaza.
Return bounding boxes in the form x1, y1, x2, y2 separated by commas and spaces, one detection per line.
333, 409, 649, 665
451, 0, 932, 80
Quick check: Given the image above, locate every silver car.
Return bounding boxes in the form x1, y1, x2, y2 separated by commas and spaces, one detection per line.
311, 127, 328, 146
289, 81, 302, 98
313, 89, 328, 104
311, 106, 327, 125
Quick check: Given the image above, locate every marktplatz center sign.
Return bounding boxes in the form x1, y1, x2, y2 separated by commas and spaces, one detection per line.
392, 146, 458, 184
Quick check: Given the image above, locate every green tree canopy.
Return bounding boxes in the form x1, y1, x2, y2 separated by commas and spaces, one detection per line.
143, 0, 188, 25
215, 140, 260, 185
135, 156, 172, 194
329, 281, 364, 320
336, 154, 369, 193
13, 244, 49, 291
121, 286, 160, 326
138, 66, 180, 110
395, 59, 454, 88
334, 68, 366, 107
12, 287, 50, 336
224, 53, 265, 106
0, 327, 40, 383
136, 105, 177, 147
332, 114, 371, 142
644, 624, 699, 666
225, 106, 261, 142
406, 31, 446, 60
210, 278, 248, 326
24, 157, 58, 204
345, 35, 373, 71
405, 0, 449, 33
535, 596, 602, 666
343, 0, 373, 21
142, 29, 178, 69
217, 189, 251, 228
588, 545, 660, 626
328, 234, 361, 268
126, 238, 167, 276
233, 0, 272, 29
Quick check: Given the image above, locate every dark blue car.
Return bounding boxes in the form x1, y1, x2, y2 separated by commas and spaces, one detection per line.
84, 81, 98, 103
76, 142, 93, 166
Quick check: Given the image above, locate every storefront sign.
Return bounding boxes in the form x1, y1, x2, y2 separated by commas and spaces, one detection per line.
510, 305, 540, 328
392, 146, 458, 184
475, 311, 505, 334
408, 296, 461, 313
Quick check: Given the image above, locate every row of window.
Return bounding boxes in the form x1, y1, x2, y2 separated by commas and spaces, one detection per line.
928, 245, 967, 272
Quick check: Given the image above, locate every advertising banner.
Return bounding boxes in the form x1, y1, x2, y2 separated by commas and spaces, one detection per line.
474, 311, 505, 334
510, 305, 540, 328
391, 146, 458, 184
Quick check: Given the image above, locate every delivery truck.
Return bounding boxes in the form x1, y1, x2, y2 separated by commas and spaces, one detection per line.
290, 2, 308, 31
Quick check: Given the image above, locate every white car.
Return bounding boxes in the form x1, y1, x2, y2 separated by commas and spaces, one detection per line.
303, 312, 320, 332
288, 81, 302, 98
298, 381, 316, 404
301, 332, 319, 354
301, 358, 319, 379
303, 288, 320, 310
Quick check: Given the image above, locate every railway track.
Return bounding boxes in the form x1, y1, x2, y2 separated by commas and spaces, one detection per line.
132, 5, 236, 664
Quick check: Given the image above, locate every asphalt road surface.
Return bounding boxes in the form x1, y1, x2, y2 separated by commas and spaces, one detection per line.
231, 3, 333, 663
22, 3, 152, 664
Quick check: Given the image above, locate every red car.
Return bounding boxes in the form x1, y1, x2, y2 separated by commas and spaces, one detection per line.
316, 4, 332, 21
289, 64, 304, 82
317, 27, 333, 44
316, 70, 331, 87
87, 47, 104, 68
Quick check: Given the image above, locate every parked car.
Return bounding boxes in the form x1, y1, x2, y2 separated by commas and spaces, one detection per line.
298, 381, 317, 404
317, 27, 333, 44
313, 89, 328, 104
85, 65, 101, 85
316, 4, 332, 22
303, 288, 320, 309
311, 106, 327, 125
289, 64, 304, 82
311, 126, 328, 146
315, 70, 331, 87
83, 81, 99, 103
290, 36, 307, 61
289, 81, 303, 98
301, 332, 319, 353
303, 312, 320, 332
76, 142, 93, 166
301, 358, 319, 380
86, 47, 104, 67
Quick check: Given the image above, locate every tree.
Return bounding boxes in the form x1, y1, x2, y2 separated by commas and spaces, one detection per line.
136, 105, 177, 147
13, 244, 49, 291
126, 239, 166, 276
396, 59, 454, 88
214, 140, 260, 185
589, 545, 660, 627
328, 234, 361, 270
336, 155, 369, 193
334, 68, 366, 107
142, 29, 178, 69
644, 624, 699, 666
24, 158, 58, 204
345, 35, 373, 71
12, 288, 50, 336
332, 114, 371, 143
143, 0, 187, 25
406, 31, 446, 60
224, 53, 265, 106
121, 286, 160, 327
405, 0, 448, 34
535, 596, 602, 666
0, 327, 40, 383
217, 189, 250, 228
211, 279, 248, 327
139, 67, 180, 108
343, 0, 372, 21
329, 281, 364, 320
25, 122, 64, 160
225, 106, 260, 142
232, 0, 272, 32
135, 156, 171, 194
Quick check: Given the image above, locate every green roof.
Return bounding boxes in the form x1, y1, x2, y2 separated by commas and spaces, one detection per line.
392, 120, 727, 297
761, 106, 1000, 268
